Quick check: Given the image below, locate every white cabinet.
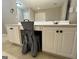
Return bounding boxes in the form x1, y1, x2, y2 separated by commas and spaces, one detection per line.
7, 25, 21, 45
42, 26, 76, 58
42, 27, 56, 53
56, 27, 75, 58
59, 28, 75, 57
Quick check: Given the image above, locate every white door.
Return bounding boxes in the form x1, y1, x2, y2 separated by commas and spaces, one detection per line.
58, 27, 75, 57
7, 25, 21, 45
55, 29, 63, 55
42, 27, 58, 54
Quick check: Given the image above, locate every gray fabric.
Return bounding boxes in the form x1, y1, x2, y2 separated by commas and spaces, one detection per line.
21, 21, 38, 57
21, 22, 34, 31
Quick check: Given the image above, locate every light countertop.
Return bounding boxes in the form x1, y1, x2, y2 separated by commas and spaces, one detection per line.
6, 21, 77, 30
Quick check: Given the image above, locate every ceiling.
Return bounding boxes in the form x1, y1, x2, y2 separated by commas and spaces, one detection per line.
17, 0, 67, 11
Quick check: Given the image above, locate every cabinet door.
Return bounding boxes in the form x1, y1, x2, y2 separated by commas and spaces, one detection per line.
42, 27, 58, 54
55, 30, 63, 55
42, 26, 76, 58
59, 27, 76, 57
7, 25, 21, 45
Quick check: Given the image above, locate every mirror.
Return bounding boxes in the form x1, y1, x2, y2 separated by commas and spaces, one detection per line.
16, 0, 76, 23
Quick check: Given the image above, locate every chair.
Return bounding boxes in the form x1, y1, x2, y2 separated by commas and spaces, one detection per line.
21, 21, 38, 57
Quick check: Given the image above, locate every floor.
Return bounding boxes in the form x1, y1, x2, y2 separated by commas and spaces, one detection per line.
2, 35, 71, 59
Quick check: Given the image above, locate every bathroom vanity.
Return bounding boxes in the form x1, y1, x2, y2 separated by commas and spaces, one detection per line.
6, 21, 77, 59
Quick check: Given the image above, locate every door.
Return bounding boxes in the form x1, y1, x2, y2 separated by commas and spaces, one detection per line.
7, 25, 21, 45
42, 27, 58, 54
55, 29, 63, 55
58, 27, 75, 57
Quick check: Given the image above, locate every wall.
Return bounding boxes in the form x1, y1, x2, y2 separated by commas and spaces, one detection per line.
69, 0, 77, 24
17, 7, 24, 22
35, 12, 46, 21
23, 9, 30, 20
61, 0, 68, 20
23, 8, 35, 21
2, 0, 18, 34
35, 6, 62, 21
29, 8, 35, 21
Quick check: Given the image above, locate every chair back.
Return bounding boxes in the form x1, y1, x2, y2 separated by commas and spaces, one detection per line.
21, 21, 34, 31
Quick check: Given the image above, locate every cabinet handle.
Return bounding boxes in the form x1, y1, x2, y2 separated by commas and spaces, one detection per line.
10, 28, 13, 30
56, 30, 59, 33
60, 30, 63, 33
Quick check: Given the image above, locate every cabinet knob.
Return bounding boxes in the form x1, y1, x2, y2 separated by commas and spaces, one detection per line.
10, 28, 13, 30
60, 30, 63, 33
56, 30, 59, 33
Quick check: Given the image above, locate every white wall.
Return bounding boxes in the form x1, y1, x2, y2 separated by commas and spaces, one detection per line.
17, 7, 24, 21
23, 8, 35, 21
2, 0, 18, 34
61, 0, 68, 20
60, 0, 77, 23
69, 0, 77, 24
35, 6, 62, 21
29, 8, 35, 21
23, 9, 30, 20
35, 12, 46, 21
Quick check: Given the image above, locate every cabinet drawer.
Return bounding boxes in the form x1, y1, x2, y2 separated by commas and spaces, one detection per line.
7, 26, 18, 32
7, 25, 21, 45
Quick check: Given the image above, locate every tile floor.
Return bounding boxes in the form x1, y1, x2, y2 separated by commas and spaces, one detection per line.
2, 35, 71, 59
